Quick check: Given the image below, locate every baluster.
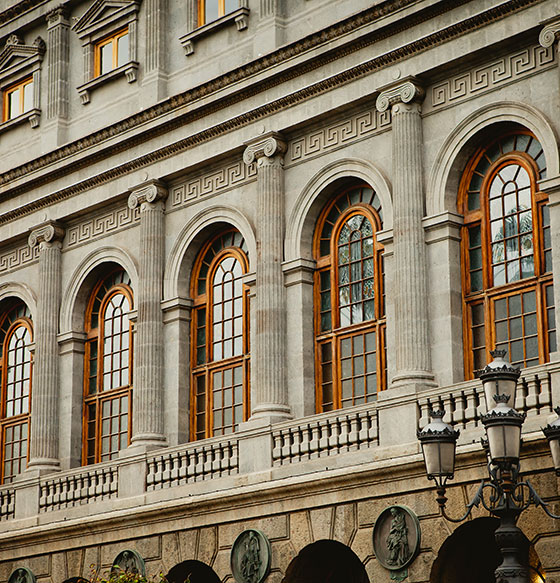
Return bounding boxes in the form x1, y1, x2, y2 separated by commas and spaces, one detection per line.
187, 449, 196, 481
525, 375, 539, 416
318, 419, 329, 454
309, 422, 320, 459
349, 414, 359, 450
39, 482, 48, 510
515, 376, 528, 412
539, 373, 552, 412
328, 417, 339, 453
338, 416, 349, 451
418, 399, 430, 430
230, 443, 239, 473
300, 424, 311, 460
272, 431, 282, 466
464, 387, 477, 429
290, 427, 302, 461
452, 392, 467, 428
369, 410, 378, 444
281, 429, 291, 461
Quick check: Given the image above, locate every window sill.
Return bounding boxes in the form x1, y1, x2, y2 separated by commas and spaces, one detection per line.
77, 61, 139, 105
0, 108, 41, 132
179, 7, 250, 56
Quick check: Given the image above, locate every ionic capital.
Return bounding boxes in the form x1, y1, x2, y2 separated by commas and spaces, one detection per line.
375, 78, 425, 113
539, 17, 560, 48
128, 180, 168, 210
243, 132, 287, 166
46, 5, 70, 27
28, 221, 65, 249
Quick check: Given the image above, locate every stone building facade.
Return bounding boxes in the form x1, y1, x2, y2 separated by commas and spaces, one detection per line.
0, 0, 559, 581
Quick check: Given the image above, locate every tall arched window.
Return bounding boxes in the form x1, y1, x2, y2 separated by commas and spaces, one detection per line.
460, 131, 555, 376
314, 185, 385, 412
191, 230, 249, 440
83, 268, 133, 464
0, 301, 32, 483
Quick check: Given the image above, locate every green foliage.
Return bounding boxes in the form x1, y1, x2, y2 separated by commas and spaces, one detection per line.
88, 565, 176, 583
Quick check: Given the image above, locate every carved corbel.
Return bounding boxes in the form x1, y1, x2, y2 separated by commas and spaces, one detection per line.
243, 131, 287, 167
375, 77, 425, 113
28, 221, 65, 249
128, 179, 168, 210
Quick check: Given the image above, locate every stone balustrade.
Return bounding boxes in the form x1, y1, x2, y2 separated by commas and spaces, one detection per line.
1, 361, 558, 525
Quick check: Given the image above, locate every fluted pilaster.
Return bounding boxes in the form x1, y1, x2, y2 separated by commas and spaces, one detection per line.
27, 222, 64, 472
145, 0, 167, 73
376, 79, 435, 389
243, 133, 292, 422
128, 181, 168, 449
46, 6, 70, 120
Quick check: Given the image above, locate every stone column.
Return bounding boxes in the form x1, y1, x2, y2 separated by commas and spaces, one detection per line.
127, 180, 168, 450
540, 18, 560, 107
376, 79, 435, 392
243, 132, 292, 424
144, 0, 168, 102
46, 6, 70, 120
27, 222, 64, 473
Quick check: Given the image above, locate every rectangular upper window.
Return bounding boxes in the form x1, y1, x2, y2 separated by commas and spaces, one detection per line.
95, 29, 129, 77
198, 0, 238, 26
3, 77, 33, 122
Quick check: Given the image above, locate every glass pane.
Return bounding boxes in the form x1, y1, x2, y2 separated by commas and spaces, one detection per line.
23, 81, 33, 113
100, 42, 113, 75
204, 0, 220, 22
8, 89, 19, 119
117, 33, 129, 67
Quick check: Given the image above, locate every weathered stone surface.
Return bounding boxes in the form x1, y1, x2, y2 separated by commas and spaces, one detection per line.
177, 530, 198, 562
332, 503, 356, 546
309, 507, 334, 541
197, 527, 218, 566
289, 511, 313, 551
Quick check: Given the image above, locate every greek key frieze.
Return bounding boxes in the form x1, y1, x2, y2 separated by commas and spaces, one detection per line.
65, 206, 140, 248
427, 45, 555, 112
171, 161, 257, 208
0, 244, 39, 274
286, 109, 391, 165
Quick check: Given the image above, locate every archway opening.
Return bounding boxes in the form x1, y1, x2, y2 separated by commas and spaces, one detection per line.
282, 539, 369, 583
166, 560, 220, 583
430, 517, 545, 583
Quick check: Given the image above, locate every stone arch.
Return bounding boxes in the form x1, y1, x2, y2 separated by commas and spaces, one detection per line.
163, 204, 256, 301
0, 282, 37, 321
430, 516, 545, 583
166, 560, 220, 583
285, 158, 393, 263
282, 539, 370, 583
427, 101, 559, 217
60, 246, 138, 333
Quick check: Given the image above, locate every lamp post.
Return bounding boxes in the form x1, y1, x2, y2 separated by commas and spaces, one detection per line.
417, 350, 560, 583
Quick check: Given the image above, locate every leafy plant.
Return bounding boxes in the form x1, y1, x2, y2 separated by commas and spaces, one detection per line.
88, 565, 176, 583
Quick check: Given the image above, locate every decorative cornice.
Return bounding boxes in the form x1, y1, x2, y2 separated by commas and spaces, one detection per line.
128, 180, 168, 209
0, 0, 48, 25
243, 132, 287, 165
28, 222, 65, 248
539, 17, 560, 48
0, 0, 543, 221
375, 78, 425, 112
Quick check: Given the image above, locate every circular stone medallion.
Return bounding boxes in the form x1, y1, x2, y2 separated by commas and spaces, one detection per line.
8, 569, 36, 583
231, 529, 271, 583
372, 505, 421, 571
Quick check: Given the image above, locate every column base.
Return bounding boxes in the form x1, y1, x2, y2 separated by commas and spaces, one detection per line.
24, 458, 60, 477
388, 371, 437, 396
243, 404, 292, 430
125, 433, 167, 456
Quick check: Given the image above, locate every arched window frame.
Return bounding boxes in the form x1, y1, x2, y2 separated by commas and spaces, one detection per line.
459, 131, 555, 377
0, 302, 32, 484
190, 231, 250, 441
313, 185, 386, 412
83, 270, 133, 465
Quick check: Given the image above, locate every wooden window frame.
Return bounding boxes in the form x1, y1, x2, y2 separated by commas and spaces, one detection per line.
0, 305, 33, 484
190, 234, 250, 440
197, 0, 235, 26
459, 131, 553, 377
94, 28, 129, 78
0, 34, 44, 130
2, 76, 33, 123
313, 187, 386, 413
83, 273, 133, 465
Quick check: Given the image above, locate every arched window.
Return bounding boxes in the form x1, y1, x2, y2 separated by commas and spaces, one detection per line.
83, 268, 133, 464
0, 302, 32, 483
314, 185, 385, 412
460, 132, 555, 376
191, 230, 249, 440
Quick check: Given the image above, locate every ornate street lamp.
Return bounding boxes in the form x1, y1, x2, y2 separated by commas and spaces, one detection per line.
417, 350, 560, 583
